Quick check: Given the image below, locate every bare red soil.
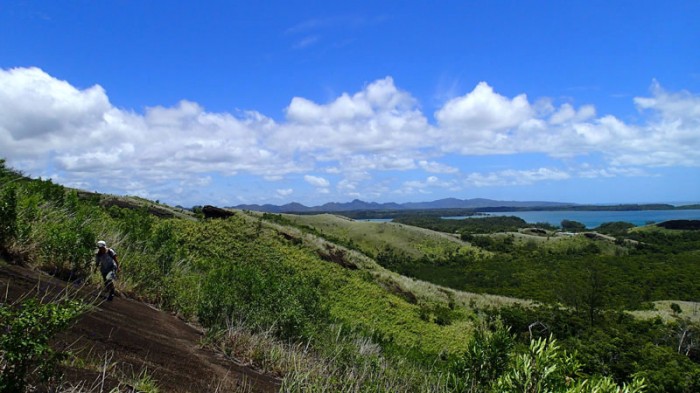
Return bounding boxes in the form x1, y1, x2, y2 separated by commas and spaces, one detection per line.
0, 264, 281, 392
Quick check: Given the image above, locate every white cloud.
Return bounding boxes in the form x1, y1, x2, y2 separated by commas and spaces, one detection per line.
465, 168, 571, 187
634, 80, 700, 120
434, 82, 536, 155
418, 160, 458, 174
276, 77, 432, 158
276, 188, 294, 197
337, 179, 356, 192
304, 175, 330, 187
1, 67, 698, 205
436, 82, 532, 131
0, 67, 111, 157
432, 80, 700, 168
549, 103, 596, 125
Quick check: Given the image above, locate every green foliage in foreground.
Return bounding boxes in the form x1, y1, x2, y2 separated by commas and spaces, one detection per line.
489, 304, 700, 393
0, 298, 86, 393
276, 320, 646, 392
446, 320, 646, 393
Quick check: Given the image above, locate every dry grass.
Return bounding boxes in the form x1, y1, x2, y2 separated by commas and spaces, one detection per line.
628, 300, 700, 323
208, 323, 454, 393
278, 213, 485, 260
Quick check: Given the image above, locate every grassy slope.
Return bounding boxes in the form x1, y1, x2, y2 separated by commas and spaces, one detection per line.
247, 211, 527, 306
157, 216, 470, 356
279, 213, 488, 260
281, 213, 631, 259
230, 211, 530, 355
629, 300, 700, 323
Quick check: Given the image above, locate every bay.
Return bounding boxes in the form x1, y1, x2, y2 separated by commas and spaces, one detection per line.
356, 218, 393, 223
444, 209, 700, 228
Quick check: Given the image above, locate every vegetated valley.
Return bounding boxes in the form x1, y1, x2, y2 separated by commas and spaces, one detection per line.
1, 159, 699, 392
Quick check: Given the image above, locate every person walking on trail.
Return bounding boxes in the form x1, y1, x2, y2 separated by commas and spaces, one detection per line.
95, 240, 119, 301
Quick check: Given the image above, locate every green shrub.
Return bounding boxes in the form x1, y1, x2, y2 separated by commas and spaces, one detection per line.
109, 205, 155, 245
496, 336, 646, 393
0, 298, 86, 392
449, 320, 514, 392
38, 216, 95, 279
198, 256, 328, 340
0, 185, 17, 250
495, 336, 580, 392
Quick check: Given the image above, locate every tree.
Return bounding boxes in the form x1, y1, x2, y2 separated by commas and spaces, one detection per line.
561, 220, 586, 232
670, 303, 682, 316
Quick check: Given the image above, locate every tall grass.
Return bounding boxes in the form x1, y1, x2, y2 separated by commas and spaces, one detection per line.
207, 323, 455, 393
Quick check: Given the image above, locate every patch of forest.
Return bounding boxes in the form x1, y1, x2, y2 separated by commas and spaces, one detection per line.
379, 215, 700, 309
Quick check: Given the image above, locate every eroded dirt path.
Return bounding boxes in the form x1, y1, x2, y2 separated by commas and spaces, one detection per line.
0, 264, 281, 392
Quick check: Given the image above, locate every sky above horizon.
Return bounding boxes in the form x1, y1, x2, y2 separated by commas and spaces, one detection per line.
1, 1, 699, 207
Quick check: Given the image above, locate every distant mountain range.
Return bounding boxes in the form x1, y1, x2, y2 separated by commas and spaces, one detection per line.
231, 198, 574, 213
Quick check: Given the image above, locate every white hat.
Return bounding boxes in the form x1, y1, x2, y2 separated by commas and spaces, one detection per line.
97, 240, 107, 248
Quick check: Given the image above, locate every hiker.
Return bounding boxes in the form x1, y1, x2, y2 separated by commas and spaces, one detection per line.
95, 240, 119, 301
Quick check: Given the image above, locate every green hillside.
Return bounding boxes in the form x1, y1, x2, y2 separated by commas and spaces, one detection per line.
269, 212, 488, 260
2, 159, 698, 392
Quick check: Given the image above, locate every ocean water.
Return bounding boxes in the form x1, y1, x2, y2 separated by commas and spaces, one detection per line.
445, 210, 700, 228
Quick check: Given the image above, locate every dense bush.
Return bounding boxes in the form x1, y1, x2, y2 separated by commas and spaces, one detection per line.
37, 214, 95, 279
489, 303, 700, 392
394, 215, 529, 235
595, 221, 636, 236
449, 320, 514, 392
0, 298, 86, 392
0, 185, 17, 250
447, 320, 646, 393
198, 249, 328, 340
561, 219, 587, 232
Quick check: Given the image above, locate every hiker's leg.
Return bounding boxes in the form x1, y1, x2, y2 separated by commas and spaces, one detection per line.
106, 271, 116, 300
100, 274, 107, 296
105, 279, 114, 300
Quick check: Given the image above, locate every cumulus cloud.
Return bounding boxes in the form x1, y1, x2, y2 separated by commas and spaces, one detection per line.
276, 77, 432, 158
0, 67, 111, 156
549, 103, 596, 125
465, 168, 571, 187
304, 175, 330, 188
1, 67, 698, 205
418, 160, 458, 174
431, 80, 700, 167
436, 82, 533, 131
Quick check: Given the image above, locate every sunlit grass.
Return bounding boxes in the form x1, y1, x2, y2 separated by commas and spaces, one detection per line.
628, 300, 700, 323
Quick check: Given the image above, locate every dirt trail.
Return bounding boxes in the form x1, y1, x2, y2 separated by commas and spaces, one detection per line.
0, 264, 281, 392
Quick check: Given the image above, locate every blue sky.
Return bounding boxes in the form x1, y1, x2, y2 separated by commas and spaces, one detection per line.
1, 1, 699, 207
